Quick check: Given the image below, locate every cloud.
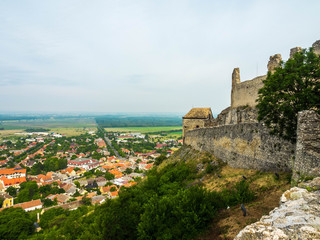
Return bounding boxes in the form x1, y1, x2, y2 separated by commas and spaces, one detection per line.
0, 0, 319, 113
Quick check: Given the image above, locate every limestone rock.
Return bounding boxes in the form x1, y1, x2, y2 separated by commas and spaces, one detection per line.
235, 178, 320, 240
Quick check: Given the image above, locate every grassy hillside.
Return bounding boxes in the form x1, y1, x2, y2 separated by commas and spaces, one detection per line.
167, 146, 291, 240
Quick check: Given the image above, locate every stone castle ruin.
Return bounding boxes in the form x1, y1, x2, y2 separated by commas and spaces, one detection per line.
183, 40, 320, 181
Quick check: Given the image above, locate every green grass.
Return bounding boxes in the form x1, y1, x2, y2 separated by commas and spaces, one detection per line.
104, 126, 182, 133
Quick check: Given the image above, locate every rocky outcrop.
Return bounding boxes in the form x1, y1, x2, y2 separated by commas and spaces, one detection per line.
234, 178, 320, 240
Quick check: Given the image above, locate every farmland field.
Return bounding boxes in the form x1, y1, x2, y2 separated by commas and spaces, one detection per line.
48, 127, 96, 136
103, 126, 182, 133
0, 117, 96, 129
0, 117, 97, 139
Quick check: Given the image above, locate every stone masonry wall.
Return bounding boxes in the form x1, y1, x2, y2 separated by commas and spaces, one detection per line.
213, 107, 259, 126
182, 118, 212, 138
184, 123, 295, 172
293, 110, 320, 181
231, 75, 266, 109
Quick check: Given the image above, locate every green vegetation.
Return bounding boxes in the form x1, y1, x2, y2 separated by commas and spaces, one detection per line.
257, 48, 320, 142
6, 186, 17, 197
18, 159, 255, 240
96, 115, 182, 128
15, 181, 40, 204
0, 116, 96, 131
104, 126, 182, 133
25, 128, 50, 132
111, 140, 126, 157
0, 208, 34, 239
30, 157, 67, 175
15, 181, 64, 204
13, 142, 45, 164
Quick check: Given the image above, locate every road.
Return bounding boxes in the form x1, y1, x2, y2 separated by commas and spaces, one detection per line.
97, 125, 125, 160
104, 134, 126, 160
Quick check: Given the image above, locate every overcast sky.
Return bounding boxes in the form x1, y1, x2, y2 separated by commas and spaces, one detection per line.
1, 0, 319, 115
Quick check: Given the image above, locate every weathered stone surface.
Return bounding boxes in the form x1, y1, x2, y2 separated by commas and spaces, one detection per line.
231, 75, 266, 109
293, 110, 320, 181
298, 177, 320, 191
290, 47, 302, 58
267, 54, 282, 73
214, 107, 258, 126
232, 68, 240, 87
184, 121, 295, 172
312, 40, 320, 56
235, 178, 320, 240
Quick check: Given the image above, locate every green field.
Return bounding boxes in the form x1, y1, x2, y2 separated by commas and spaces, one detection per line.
0, 117, 96, 129
104, 126, 182, 133
0, 117, 97, 139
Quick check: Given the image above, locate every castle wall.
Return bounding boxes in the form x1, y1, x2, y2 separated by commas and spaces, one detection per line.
213, 107, 258, 126
183, 118, 213, 138
184, 122, 295, 172
231, 75, 266, 109
293, 110, 320, 181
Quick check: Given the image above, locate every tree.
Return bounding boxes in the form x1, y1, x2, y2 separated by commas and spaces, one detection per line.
16, 181, 40, 203
0, 197, 4, 208
43, 198, 56, 208
154, 154, 167, 166
74, 180, 81, 189
124, 168, 133, 174
257, 48, 320, 142
0, 208, 34, 239
6, 186, 17, 197
105, 172, 115, 180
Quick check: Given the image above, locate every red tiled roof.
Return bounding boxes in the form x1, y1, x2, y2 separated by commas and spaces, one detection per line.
0, 168, 26, 176
14, 199, 42, 210
0, 176, 27, 187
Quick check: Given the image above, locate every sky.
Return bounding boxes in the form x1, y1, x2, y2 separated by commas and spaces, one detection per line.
1, 0, 319, 115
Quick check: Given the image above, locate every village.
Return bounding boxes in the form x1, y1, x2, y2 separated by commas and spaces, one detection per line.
0, 128, 183, 213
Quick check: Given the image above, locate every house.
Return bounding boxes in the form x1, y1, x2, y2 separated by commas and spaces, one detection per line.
121, 148, 131, 154
94, 138, 107, 148
0, 176, 27, 191
37, 173, 53, 184
0, 193, 13, 208
108, 191, 119, 199
60, 183, 76, 194
91, 195, 106, 205
108, 169, 123, 178
67, 158, 99, 170
13, 199, 42, 212
0, 167, 26, 179
122, 182, 137, 188
61, 167, 76, 176
155, 143, 168, 149
85, 192, 97, 199
95, 177, 107, 187
107, 156, 118, 162
100, 185, 118, 195
85, 180, 98, 189
47, 194, 70, 204
128, 172, 145, 178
